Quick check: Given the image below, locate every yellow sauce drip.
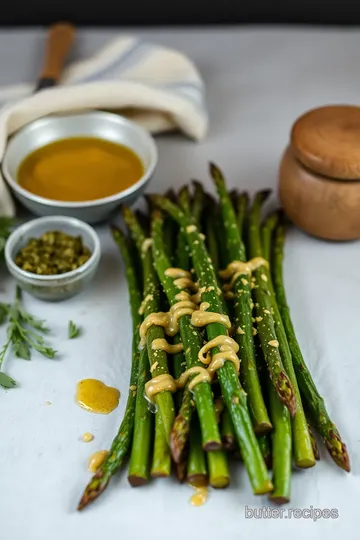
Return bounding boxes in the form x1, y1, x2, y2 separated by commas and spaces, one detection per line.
219, 257, 269, 280
144, 335, 239, 399
190, 487, 208, 506
141, 238, 153, 254
190, 291, 202, 304
88, 450, 109, 472
139, 300, 198, 347
169, 300, 198, 334
177, 366, 212, 390
174, 277, 199, 291
165, 268, 192, 279
18, 137, 144, 202
191, 310, 231, 329
208, 348, 240, 377
139, 312, 170, 347
82, 432, 94, 442
199, 302, 210, 311
198, 335, 239, 364
145, 374, 178, 401
138, 294, 154, 315
151, 338, 184, 354
220, 258, 269, 292
76, 379, 120, 414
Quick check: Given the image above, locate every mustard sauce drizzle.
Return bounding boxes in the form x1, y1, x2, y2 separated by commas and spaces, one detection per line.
219, 257, 269, 293
141, 267, 241, 401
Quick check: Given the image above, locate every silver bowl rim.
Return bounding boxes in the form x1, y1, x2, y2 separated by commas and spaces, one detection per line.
5, 215, 101, 283
2, 111, 158, 209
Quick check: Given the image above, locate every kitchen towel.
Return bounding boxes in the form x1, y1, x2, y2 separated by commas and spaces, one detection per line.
0, 35, 208, 216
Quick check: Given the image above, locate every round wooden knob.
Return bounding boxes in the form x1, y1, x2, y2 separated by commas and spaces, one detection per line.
291, 105, 360, 180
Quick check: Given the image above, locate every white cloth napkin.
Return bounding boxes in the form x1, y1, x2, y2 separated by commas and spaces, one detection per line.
0, 36, 208, 217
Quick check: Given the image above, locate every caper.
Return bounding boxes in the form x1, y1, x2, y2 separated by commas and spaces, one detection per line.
15, 230, 92, 275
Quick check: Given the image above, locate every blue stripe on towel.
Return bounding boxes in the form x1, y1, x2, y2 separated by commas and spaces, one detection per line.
79, 40, 154, 83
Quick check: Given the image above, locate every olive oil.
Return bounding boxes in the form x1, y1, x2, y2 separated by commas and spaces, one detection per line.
18, 137, 144, 202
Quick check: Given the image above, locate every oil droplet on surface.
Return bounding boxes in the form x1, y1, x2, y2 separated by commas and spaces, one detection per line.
76, 379, 120, 414
82, 432, 94, 443
88, 450, 109, 472
190, 487, 208, 507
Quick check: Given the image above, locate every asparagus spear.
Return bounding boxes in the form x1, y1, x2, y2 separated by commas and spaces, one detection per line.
211, 164, 271, 433
308, 423, 321, 461
171, 339, 186, 411
220, 407, 236, 451
257, 434, 272, 469
235, 192, 249, 238
151, 211, 222, 457
207, 450, 230, 488
151, 412, 172, 477
123, 207, 175, 444
178, 185, 192, 215
152, 195, 273, 495
171, 387, 195, 463
128, 347, 153, 486
268, 380, 292, 504
187, 414, 209, 487
204, 198, 220, 274
272, 220, 350, 472
192, 180, 206, 225
262, 212, 315, 468
247, 191, 296, 417
78, 227, 142, 510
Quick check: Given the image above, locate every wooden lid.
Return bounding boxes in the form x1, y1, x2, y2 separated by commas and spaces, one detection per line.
291, 105, 360, 180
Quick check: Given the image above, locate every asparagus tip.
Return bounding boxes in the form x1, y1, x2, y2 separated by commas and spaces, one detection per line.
274, 372, 297, 418
191, 179, 203, 189
325, 431, 351, 472
175, 461, 188, 483
77, 475, 109, 511
208, 161, 224, 183
170, 413, 191, 464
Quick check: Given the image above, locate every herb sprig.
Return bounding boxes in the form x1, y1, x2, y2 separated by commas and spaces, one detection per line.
68, 320, 81, 339
0, 286, 57, 389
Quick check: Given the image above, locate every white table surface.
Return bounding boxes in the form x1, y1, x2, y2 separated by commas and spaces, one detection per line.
0, 26, 359, 540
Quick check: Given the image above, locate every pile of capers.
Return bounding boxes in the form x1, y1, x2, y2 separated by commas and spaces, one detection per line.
15, 230, 91, 275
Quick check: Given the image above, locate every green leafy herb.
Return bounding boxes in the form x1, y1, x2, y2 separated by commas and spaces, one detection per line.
0, 372, 16, 388
0, 286, 57, 389
68, 320, 81, 339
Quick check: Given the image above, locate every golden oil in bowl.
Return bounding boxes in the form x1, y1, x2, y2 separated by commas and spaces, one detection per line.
17, 137, 144, 203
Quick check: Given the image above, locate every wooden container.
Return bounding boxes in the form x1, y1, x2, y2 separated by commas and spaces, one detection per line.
279, 105, 360, 240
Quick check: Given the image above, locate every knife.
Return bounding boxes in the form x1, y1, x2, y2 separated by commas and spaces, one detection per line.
35, 22, 75, 91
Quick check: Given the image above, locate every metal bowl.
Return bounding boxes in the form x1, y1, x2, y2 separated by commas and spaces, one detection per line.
2, 111, 158, 224
5, 215, 101, 301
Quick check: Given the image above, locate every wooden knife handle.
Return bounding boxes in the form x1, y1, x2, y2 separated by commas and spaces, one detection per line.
36, 22, 75, 90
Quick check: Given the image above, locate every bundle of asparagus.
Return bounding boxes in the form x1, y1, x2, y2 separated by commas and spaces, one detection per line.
78, 164, 349, 511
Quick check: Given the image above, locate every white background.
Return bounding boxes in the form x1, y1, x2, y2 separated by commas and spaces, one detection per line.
0, 26, 359, 540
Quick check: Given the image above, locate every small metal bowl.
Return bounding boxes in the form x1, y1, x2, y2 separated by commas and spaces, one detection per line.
2, 111, 158, 224
5, 216, 101, 301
